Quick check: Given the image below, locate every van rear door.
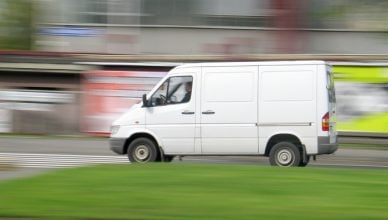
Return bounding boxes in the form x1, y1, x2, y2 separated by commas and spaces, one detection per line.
327, 66, 337, 144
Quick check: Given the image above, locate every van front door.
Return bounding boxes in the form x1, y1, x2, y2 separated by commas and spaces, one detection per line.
145, 73, 197, 154
200, 66, 259, 154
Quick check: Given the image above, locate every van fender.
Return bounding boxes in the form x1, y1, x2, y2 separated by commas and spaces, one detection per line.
262, 131, 306, 155
126, 127, 165, 151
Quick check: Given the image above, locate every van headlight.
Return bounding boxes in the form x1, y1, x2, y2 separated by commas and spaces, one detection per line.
110, 125, 120, 135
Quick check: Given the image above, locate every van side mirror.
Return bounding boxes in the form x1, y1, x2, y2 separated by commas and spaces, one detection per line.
142, 94, 149, 107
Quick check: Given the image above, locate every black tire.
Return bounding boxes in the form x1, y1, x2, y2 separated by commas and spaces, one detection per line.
269, 142, 301, 167
163, 155, 175, 162
299, 155, 310, 167
127, 138, 158, 163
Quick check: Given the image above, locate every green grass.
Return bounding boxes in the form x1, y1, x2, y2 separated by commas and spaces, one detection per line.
1, 164, 388, 220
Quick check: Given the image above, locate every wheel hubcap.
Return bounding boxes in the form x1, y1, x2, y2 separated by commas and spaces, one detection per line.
135, 145, 150, 161
277, 149, 294, 166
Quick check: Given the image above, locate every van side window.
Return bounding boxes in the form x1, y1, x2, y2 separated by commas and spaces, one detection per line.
150, 76, 193, 107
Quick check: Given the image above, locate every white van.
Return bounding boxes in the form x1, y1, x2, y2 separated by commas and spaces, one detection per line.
110, 61, 337, 166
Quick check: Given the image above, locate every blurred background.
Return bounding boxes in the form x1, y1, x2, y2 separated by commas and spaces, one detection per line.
0, 0, 387, 136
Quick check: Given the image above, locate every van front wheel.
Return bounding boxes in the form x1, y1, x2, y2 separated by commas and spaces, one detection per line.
299, 155, 310, 167
127, 138, 158, 163
269, 142, 301, 167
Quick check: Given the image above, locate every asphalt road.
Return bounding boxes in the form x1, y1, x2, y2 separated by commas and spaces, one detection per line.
1, 136, 388, 169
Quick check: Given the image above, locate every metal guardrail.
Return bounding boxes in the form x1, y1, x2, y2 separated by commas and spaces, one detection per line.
338, 131, 388, 145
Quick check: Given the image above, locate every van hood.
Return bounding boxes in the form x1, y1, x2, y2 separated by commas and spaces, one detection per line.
112, 103, 145, 126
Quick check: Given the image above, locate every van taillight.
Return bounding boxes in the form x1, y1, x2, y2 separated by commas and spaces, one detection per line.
322, 112, 329, 131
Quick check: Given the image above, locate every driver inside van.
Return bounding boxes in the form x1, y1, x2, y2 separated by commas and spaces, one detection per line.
181, 81, 192, 103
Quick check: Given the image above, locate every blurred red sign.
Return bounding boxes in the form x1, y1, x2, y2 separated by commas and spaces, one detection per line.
81, 70, 167, 136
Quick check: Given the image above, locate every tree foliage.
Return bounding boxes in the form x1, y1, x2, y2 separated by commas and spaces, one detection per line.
0, 0, 34, 50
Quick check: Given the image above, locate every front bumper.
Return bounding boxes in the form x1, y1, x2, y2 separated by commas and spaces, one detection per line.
317, 136, 338, 154
109, 138, 127, 155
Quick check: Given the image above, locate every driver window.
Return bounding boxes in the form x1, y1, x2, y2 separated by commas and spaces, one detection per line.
150, 76, 193, 107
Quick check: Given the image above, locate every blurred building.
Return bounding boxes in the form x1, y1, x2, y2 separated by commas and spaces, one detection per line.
0, 62, 88, 134
0, 59, 175, 135
33, 0, 388, 54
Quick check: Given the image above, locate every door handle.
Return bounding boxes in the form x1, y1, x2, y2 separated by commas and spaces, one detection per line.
182, 111, 194, 115
202, 110, 215, 115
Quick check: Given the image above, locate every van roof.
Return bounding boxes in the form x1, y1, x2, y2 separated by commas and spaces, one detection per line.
175, 60, 326, 69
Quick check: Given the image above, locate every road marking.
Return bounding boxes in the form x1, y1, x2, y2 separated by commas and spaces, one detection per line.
0, 153, 129, 168
2, 153, 388, 169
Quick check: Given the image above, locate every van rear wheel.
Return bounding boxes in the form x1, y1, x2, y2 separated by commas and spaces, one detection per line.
269, 142, 301, 167
127, 138, 158, 163
163, 155, 175, 162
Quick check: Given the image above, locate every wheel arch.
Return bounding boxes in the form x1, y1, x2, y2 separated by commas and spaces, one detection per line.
264, 133, 303, 156
124, 131, 162, 155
